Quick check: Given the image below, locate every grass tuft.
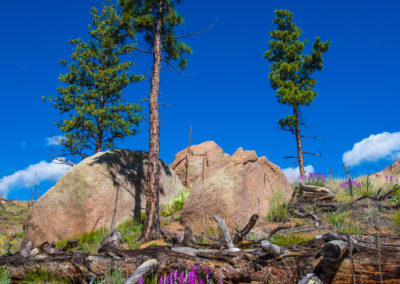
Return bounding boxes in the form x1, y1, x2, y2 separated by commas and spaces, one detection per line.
160, 191, 189, 217
270, 234, 314, 245
393, 209, 400, 228
0, 267, 11, 284
21, 268, 68, 283
267, 188, 289, 222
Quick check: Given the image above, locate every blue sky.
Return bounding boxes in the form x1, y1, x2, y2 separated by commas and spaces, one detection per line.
1, 0, 399, 199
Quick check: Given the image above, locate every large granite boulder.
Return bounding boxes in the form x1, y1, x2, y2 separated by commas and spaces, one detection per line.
24, 149, 184, 245
170, 141, 230, 187
175, 142, 292, 234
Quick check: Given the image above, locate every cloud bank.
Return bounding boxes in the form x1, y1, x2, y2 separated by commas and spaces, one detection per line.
0, 159, 71, 197
342, 131, 400, 167
282, 165, 314, 183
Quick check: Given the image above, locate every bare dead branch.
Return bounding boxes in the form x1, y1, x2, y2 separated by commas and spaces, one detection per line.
165, 18, 218, 39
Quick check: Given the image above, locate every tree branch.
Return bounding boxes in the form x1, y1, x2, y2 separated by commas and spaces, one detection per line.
302, 152, 322, 157
165, 18, 218, 39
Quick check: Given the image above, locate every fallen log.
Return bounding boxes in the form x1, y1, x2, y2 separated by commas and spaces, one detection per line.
261, 240, 285, 258
98, 230, 122, 253
291, 183, 335, 202
318, 240, 348, 262
233, 214, 259, 244
213, 216, 240, 252
124, 259, 158, 284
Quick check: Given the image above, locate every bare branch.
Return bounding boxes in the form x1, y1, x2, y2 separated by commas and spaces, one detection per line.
165, 18, 218, 39
302, 152, 322, 157
284, 156, 298, 159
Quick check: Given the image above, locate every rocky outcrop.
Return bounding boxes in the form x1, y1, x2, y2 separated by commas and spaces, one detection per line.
170, 141, 230, 187
173, 142, 292, 234
24, 149, 184, 245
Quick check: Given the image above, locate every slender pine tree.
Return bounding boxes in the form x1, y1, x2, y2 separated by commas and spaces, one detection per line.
265, 9, 330, 177
119, 0, 192, 241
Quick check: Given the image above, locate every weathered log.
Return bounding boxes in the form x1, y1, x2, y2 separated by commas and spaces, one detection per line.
16, 240, 33, 258
213, 216, 240, 252
291, 183, 335, 202
318, 240, 348, 262
233, 214, 259, 244
315, 250, 400, 283
261, 240, 284, 258
98, 230, 122, 253
60, 239, 80, 251
124, 259, 158, 284
298, 273, 323, 284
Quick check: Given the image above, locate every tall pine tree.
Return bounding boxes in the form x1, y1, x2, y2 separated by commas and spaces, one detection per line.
119, 0, 192, 241
265, 10, 330, 177
44, 2, 144, 161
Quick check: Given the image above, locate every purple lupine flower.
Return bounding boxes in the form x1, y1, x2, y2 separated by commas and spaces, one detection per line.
139, 276, 144, 284
205, 266, 210, 277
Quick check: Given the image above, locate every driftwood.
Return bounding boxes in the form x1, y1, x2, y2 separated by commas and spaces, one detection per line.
233, 214, 259, 244
98, 230, 122, 253
261, 240, 286, 258
124, 259, 158, 284
318, 240, 348, 262
213, 216, 240, 252
292, 183, 335, 202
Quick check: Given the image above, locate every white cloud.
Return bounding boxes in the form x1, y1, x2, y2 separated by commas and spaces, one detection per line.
342, 131, 400, 167
46, 135, 65, 146
0, 159, 71, 198
282, 165, 314, 183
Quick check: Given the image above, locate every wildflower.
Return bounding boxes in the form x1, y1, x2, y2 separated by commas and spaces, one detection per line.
139, 276, 144, 284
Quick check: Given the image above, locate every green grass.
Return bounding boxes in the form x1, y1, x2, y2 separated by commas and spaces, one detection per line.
117, 217, 143, 249
267, 188, 289, 222
21, 268, 68, 284
160, 191, 189, 217
270, 234, 314, 245
393, 209, 400, 227
326, 211, 359, 234
56, 228, 109, 253
0, 267, 11, 284
92, 267, 125, 284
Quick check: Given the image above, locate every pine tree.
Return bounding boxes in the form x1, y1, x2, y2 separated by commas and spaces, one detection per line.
44, 2, 144, 161
265, 9, 330, 177
119, 0, 192, 241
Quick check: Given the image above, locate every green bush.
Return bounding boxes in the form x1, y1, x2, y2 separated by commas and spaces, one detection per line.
160, 191, 189, 217
267, 188, 288, 222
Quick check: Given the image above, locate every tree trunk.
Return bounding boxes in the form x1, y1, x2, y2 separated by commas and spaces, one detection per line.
142, 0, 164, 241
294, 106, 305, 177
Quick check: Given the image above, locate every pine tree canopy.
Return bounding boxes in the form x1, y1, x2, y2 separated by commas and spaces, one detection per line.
43, 2, 144, 160
265, 9, 330, 131
119, 0, 192, 69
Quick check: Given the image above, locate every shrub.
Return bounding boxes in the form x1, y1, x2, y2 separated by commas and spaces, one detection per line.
267, 188, 288, 222
160, 191, 190, 217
